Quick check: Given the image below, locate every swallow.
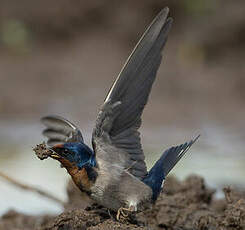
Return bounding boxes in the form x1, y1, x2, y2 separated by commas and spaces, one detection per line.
40, 7, 199, 220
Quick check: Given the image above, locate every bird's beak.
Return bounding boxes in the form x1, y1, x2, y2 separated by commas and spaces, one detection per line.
50, 153, 61, 159
49, 144, 64, 159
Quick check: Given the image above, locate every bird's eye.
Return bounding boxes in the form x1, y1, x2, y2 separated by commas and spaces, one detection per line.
64, 149, 69, 154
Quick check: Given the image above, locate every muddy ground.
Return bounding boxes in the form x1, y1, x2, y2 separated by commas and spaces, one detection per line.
0, 1, 245, 229
1, 175, 245, 230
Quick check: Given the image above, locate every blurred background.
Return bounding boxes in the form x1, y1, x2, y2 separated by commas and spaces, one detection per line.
0, 0, 245, 216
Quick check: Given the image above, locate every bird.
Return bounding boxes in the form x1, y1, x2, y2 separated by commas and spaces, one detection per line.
40, 7, 199, 220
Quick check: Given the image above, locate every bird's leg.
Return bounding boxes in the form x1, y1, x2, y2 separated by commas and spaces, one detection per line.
116, 206, 135, 221
107, 209, 113, 219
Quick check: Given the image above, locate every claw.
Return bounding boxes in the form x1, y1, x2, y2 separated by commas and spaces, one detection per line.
116, 206, 135, 221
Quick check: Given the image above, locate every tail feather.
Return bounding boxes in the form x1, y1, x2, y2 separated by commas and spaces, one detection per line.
143, 135, 200, 201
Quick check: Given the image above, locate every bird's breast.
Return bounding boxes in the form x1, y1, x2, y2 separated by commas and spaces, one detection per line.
71, 167, 93, 192
59, 158, 94, 192
89, 163, 153, 211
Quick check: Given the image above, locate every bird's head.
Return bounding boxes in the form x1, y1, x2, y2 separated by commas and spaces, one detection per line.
50, 142, 96, 169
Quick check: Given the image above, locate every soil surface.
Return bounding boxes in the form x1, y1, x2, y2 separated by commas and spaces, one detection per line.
1, 175, 245, 230
1, 1, 245, 229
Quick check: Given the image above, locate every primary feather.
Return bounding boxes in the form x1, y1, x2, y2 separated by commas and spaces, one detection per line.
41, 115, 84, 147
93, 7, 173, 180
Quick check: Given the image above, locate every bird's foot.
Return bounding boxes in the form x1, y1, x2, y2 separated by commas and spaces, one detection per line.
116, 206, 135, 221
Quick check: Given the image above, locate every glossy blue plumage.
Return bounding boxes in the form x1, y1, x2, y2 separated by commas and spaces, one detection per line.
143, 138, 199, 201
143, 159, 165, 201
62, 142, 96, 169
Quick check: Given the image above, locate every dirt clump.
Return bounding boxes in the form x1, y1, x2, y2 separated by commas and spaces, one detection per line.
33, 142, 53, 160
42, 209, 146, 230
221, 187, 245, 229
0, 210, 52, 230
1, 175, 245, 230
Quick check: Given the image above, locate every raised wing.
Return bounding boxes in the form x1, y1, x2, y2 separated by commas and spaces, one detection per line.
92, 8, 173, 180
41, 115, 84, 147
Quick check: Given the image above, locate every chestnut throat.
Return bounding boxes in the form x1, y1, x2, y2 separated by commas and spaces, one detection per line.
59, 158, 98, 194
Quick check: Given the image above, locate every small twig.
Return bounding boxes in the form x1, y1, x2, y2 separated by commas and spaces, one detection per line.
0, 171, 65, 206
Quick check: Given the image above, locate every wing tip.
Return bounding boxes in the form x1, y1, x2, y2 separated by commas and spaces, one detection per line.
40, 115, 79, 131
40, 115, 48, 123
41, 115, 64, 122
41, 115, 58, 125
157, 7, 173, 24
153, 7, 170, 28
160, 6, 169, 15
192, 134, 201, 144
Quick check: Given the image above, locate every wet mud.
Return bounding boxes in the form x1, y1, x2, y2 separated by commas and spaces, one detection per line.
1, 175, 245, 230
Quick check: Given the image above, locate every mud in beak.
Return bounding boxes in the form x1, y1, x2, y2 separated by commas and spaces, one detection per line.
34, 142, 62, 160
